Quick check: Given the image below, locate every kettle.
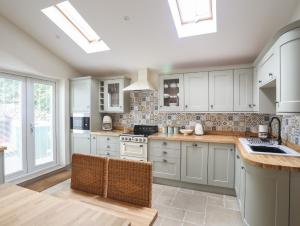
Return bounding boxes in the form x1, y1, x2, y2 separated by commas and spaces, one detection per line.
195, 123, 204, 136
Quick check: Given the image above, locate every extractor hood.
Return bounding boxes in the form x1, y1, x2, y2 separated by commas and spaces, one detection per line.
123, 69, 155, 91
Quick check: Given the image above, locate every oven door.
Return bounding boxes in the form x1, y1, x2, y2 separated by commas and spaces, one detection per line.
120, 142, 147, 159
70, 113, 90, 133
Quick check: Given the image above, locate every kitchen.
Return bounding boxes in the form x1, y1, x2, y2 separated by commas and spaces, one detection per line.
0, 0, 300, 226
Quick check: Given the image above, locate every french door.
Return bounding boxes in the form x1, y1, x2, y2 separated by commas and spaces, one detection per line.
0, 73, 57, 180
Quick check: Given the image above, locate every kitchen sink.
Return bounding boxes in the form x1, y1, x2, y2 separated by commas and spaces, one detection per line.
239, 138, 300, 157
250, 146, 287, 154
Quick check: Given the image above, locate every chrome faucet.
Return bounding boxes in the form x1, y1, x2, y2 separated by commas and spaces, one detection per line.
268, 116, 282, 145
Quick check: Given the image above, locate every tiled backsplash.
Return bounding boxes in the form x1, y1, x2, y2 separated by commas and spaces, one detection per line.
111, 91, 300, 145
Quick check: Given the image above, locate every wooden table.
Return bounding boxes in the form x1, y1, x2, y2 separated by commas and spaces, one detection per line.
0, 184, 130, 226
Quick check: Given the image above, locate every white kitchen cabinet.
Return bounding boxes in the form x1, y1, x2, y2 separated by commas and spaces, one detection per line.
234, 148, 242, 208
234, 69, 253, 111
159, 74, 184, 112
70, 78, 92, 113
103, 79, 130, 113
209, 70, 234, 112
257, 48, 275, 87
207, 144, 235, 188
181, 142, 208, 184
275, 28, 300, 113
242, 162, 289, 226
149, 140, 181, 180
90, 134, 120, 157
184, 72, 209, 111
71, 133, 91, 155
252, 68, 259, 111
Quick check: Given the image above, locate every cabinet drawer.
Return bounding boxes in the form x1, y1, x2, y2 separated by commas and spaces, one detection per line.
149, 140, 180, 150
150, 156, 180, 180
149, 147, 180, 158
98, 150, 120, 157
98, 136, 120, 144
98, 142, 120, 153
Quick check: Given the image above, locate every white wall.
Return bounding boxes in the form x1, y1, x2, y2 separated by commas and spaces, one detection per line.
0, 15, 79, 169
290, 1, 300, 23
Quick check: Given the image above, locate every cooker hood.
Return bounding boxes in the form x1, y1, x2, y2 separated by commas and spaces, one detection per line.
123, 69, 155, 91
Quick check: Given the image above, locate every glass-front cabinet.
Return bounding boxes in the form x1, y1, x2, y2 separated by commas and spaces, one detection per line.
101, 78, 129, 113
159, 74, 184, 111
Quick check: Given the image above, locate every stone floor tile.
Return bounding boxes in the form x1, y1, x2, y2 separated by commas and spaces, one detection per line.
206, 196, 224, 207
172, 191, 206, 212
153, 204, 186, 221
183, 210, 205, 225
224, 199, 240, 211
160, 217, 183, 226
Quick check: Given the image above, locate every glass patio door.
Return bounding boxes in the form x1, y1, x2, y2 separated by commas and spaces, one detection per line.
0, 75, 26, 178
27, 79, 56, 171
0, 73, 57, 180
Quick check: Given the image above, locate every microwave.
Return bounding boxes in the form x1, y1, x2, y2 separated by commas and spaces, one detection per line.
70, 113, 90, 133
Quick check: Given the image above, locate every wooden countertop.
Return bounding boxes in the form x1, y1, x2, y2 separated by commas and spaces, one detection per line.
91, 130, 123, 136
149, 133, 300, 172
0, 146, 7, 152
0, 184, 130, 226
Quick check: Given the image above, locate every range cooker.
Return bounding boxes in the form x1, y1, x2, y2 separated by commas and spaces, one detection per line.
120, 125, 158, 161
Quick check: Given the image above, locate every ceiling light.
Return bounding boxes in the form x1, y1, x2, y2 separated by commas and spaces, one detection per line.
168, 0, 217, 38
42, 1, 110, 53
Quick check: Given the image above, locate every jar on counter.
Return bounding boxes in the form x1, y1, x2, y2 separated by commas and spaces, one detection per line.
167, 126, 174, 135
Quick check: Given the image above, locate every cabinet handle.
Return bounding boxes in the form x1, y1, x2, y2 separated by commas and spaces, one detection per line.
163, 151, 167, 154
241, 166, 245, 170
210, 105, 214, 109
193, 143, 198, 147
275, 101, 279, 104
163, 142, 167, 146
248, 104, 252, 108
92, 136, 96, 140
253, 104, 256, 107
258, 80, 262, 83
163, 159, 167, 163
236, 155, 240, 159
87, 137, 90, 140
269, 73, 273, 77
185, 105, 188, 108
107, 137, 110, 141
107, 145, 110, 148
139, 145, 143, 148
230, 149, 233, 152
106, 152, 110, 156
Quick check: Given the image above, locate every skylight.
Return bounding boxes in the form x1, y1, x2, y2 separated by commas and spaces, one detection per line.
168, 0, 217, 38
42, 1, 110, 53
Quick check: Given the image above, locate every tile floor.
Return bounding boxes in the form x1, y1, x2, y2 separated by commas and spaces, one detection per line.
44, 180, 243, 226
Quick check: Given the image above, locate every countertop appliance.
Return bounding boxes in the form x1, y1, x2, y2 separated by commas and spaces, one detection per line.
102, 115, 112, 131
120, 125, 158, 161
194, 123, 204, 135
70, 113, 90, 133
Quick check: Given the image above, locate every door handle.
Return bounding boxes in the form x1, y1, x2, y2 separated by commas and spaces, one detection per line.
30, 123, 34, 134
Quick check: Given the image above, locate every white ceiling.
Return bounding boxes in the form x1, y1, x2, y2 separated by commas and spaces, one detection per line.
0, 0, 298, 76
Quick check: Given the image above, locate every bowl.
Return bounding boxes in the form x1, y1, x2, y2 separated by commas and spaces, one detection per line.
180, 129, 193, 136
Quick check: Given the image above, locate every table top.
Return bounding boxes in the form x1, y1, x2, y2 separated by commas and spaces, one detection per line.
0, 184, 130, 226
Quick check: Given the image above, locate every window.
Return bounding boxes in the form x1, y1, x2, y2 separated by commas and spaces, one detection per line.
42, 1, 110, 53
168, 0, 217, 38
0, 73, 57, 180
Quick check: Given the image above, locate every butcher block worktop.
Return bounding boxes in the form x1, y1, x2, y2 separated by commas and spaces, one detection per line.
148, 133, 300, 172
0, 184, 130, 226
91, 130, 123, 136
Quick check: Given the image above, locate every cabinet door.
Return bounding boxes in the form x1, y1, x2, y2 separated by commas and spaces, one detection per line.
184, 72, 209, 111
181, 142, 208, 184
70, 79, 91, 113
159, 74, 184, 112
243, 162, 289, 226
252, 68, 259, 111
90, 135, 97, 155
104, 79, 124, 112
209, 70, 234, 111
290, 172, 300, 226
71, 133, 91, 155
276, 28, 300, 113
208, 144, 235, 188
234, 149, 242, 208
234, 69, 253, 111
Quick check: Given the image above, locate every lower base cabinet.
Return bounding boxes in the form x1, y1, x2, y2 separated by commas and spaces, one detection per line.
71, 133, 91, 155
290, 172, 300, 226
208, 144, 235, 188
181, 142, 208, 184
91, 135, 120, 157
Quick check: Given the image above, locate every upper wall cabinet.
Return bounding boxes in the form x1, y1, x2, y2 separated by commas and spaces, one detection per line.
234, 69, 253, 112
184, 72, 209, 112
275, 28, 300, 113
100, 78, 130, 113
257, 48, 276, 87
70, 78, 92, 113
209, 70, 234, 112
159, 74, 184, 112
